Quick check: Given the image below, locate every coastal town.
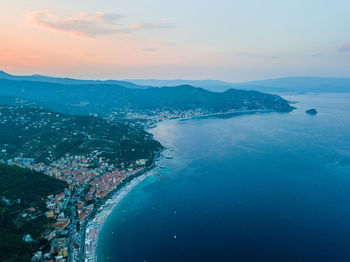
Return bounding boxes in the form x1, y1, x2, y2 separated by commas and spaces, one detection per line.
106, 107, 247, 125
0, 100, 252, 262
0, 104, 165, 262
0, 100, 271, 262
0, 100, 218, 262
2, 151, 149, 262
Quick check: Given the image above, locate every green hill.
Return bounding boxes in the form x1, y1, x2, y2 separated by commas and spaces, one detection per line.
0, 105, 162, 167
0, 163, 67, 262
0, 70, 150, 89
0, 79, 293, 116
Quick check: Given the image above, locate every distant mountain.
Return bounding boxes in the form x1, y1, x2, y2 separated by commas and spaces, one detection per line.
125, 79, 232, 92
127, 77, 350, 93
0, 70, 12, 78
0, 70, 150, 89
232, 77, 350, 93
0, 79, 293, 116
2, 70, 349, 93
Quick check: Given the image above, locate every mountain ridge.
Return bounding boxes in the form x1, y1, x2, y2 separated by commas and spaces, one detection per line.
1, 70, 349, 93
127, 76, 350, 93
0, 70, 151, 89
0, 78, 293, 116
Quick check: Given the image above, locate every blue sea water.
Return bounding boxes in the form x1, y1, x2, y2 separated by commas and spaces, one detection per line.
97, 93, 350, 262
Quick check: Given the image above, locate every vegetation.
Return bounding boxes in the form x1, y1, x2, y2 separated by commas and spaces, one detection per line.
305, 108, 318, 115
0, 105, 162, 166
0, 79, 294, 116
0, 70, 148, 89
0, 163, 67, 262
0, 95, 85, 115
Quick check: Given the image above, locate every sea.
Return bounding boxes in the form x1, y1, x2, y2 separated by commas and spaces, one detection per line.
97, 93, 350, 262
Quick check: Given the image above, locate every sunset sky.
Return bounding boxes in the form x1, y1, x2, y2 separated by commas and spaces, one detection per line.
1, 0, 350, 82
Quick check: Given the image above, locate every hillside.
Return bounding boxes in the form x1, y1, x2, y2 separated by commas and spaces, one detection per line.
0, 70, 150, 89
0, 163, 67, 262
0, 96, 84, 115
126, 79, 232, 92
128, 77, 350, 93
0, 105, 162, 167
0, 79, 293, 116
2, 71, 349, 94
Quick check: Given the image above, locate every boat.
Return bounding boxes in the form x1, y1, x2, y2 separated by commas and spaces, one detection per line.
165, 155, 173, 159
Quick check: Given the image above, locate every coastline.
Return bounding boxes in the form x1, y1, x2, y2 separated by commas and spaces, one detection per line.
82, 145, 164, 262
85, 174, 150, 262
85, 109, 283, 262
177, 109, 275, 121
145, 109, 284, 130
80, 93, 350, 262
82, 108, 290, 262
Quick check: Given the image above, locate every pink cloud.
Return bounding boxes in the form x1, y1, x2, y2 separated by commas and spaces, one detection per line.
28, 10, 172, 37
340, 43, 350, 52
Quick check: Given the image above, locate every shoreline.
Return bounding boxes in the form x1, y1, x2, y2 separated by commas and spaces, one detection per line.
145, 109, 283, 130
82, 145, 164, 262
177, 109, 275, 121
85, 173, 151, 262
82, 108, 287, 262
84, 109, 281, 262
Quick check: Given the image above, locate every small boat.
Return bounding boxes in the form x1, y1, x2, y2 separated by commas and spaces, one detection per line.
174, 234, 177, 239
165, 156, 173, 159
159, 165, 165, 168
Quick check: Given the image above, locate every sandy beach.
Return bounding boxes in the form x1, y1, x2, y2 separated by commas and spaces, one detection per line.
84, 174, 150, 262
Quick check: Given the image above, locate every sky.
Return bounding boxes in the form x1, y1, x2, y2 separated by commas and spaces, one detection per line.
1, 0, 350, 82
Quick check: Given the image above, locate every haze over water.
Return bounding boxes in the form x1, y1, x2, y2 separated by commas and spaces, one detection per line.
97, 93, 350, 262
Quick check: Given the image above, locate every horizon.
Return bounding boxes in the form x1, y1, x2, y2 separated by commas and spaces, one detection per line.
1, 0, 350, 82
2, 69, 350, 85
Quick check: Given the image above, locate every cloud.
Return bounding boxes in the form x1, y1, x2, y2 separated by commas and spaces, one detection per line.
232, 52, 279, 60
340, 43, 350, 52
28, 10, 172, 37
162, 42, 177, 46
143, 48, 157, 52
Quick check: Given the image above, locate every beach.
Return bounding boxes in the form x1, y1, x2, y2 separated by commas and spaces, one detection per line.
84, 174, 150, 262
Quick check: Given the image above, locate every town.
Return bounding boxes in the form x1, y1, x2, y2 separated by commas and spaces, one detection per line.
0, 104, 163, 262
0, 103, 221, 262
2, 152, 148, 262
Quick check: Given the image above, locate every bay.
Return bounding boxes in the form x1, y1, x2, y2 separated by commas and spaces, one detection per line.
97, 93, 350, 262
